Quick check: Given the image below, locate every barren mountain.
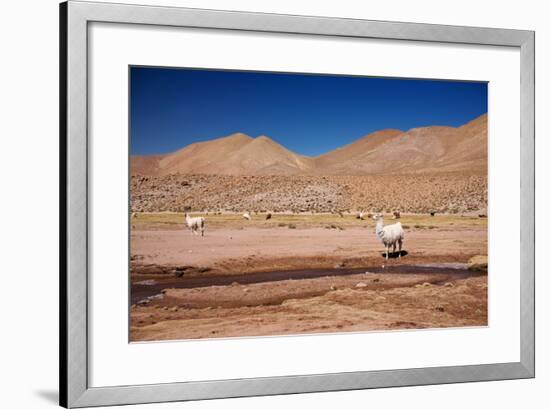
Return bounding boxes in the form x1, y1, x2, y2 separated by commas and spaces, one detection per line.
131, 114, 487, 176
131, 133, 313, 176
190, 135, 314, 175
315, 114, 487, 174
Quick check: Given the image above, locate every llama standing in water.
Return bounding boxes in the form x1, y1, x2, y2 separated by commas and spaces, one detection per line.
184, 212, 205, 236
373, 214, 404, 260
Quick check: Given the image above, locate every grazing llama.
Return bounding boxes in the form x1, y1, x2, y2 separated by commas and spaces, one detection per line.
373, 214, 404, 260
243, 212, 251, 220
184, 212, 205, 236
356, 212, 365, 220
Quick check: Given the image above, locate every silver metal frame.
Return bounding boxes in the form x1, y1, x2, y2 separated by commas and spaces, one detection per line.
60, 1, 535, 407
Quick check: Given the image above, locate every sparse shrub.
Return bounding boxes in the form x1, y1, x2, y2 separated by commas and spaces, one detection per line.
130, 174, 487, 216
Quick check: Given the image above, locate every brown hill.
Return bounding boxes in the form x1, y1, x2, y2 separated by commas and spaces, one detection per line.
193, 135, 314, 175
314, 129, 406, 174
432, 114, 488, 173
132, 132, 314, 176
314, 114, 487, 174
131, 114, 487, 176
130, 155, 163, 176
159, 132, 253, 174
131, 133, 252, 176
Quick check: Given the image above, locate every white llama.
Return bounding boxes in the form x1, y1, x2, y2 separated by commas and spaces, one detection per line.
185, 212, 205, 236
373, 214, 404, 260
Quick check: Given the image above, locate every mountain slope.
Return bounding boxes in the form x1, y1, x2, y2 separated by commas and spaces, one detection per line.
130, 154, 163, 176
130, 114, 487, 176
191, 135, 315, 175
158, 132, 253, 175
132, 132, 314, 176
316, 125, 459, 174
432, 114, 488, 173
314, 114, 487, 174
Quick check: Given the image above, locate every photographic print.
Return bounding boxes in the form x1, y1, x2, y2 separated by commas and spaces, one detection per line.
129, 67, 488, 342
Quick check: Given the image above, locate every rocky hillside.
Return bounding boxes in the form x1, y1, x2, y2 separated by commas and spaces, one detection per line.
131, 173, 487, 214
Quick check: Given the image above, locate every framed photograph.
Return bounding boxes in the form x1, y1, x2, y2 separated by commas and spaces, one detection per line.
60, 1, 534, 407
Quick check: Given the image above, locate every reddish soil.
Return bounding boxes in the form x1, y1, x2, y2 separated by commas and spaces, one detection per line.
131, 272, 487, 341
130, 219, 487, 341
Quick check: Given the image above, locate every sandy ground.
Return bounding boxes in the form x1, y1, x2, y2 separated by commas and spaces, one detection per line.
130, 214, 487, 341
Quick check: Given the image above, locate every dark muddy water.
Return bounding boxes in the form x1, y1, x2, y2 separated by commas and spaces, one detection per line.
131, 263, 475, 305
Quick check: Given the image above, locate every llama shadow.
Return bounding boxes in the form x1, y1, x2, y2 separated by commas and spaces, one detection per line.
380, 250, 408, 259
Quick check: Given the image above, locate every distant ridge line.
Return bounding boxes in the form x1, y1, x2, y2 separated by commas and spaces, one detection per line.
131, 113, 487, 176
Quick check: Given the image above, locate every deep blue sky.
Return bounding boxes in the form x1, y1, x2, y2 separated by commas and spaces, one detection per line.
130, 66, 487, 157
